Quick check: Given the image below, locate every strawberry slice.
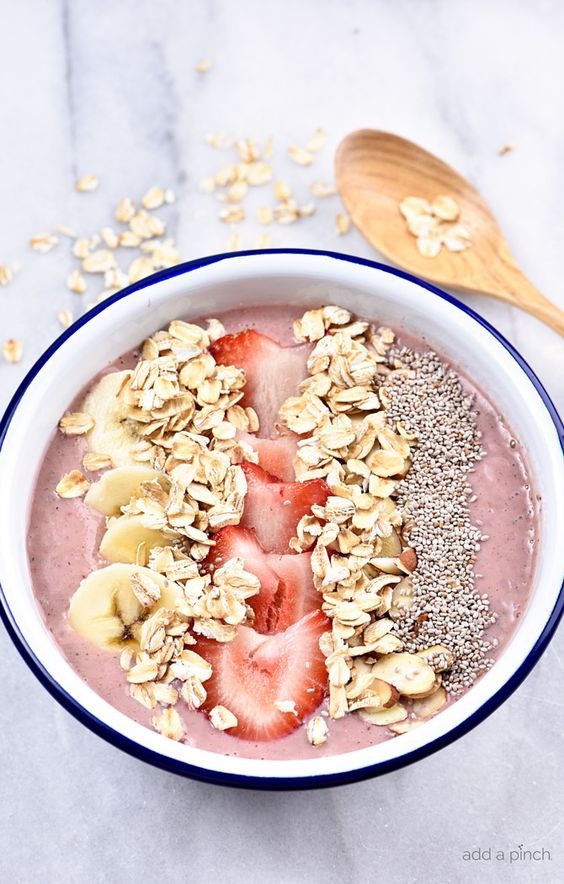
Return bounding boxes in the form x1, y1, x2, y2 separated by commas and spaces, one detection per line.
241, 462, 330, 554
267, 551, 320, 617
196, 610, 329, 741
238, 432, 298, 482
210, 329, 309, 437
205, 526, 320, 634
205, 527, 282, 633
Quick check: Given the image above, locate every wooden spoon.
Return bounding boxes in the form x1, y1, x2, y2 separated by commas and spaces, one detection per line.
335, 130, 564, 335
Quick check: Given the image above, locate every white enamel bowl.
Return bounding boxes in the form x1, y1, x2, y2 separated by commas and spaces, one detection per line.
1, 250, 562, 790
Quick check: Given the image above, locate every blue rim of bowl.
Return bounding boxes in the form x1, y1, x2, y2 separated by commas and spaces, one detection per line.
0, 248, 562, 791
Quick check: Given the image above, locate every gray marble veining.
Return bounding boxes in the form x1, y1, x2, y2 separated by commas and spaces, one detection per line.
0, 1, 562, 882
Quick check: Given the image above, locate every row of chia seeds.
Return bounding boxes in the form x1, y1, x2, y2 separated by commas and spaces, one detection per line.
382, 347, 497, 694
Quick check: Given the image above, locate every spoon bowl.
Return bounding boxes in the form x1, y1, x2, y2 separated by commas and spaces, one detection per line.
336, 130, 564, 335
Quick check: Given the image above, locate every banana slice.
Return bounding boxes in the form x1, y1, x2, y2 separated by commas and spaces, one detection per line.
99, 514, 170, 565
82, 370, 139, 467
68, 563, 182, 651
85, 466, 166, 516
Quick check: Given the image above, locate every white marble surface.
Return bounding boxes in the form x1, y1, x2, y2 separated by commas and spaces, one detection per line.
1, 1, 563, 882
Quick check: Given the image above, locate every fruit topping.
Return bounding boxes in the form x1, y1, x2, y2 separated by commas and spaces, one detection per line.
205, 526, 320, 633
196, 609, 329, 741
240, 462, 330, 553
68, 563, 182, 651
210, 329, 309, 436
237, 432, 297, 482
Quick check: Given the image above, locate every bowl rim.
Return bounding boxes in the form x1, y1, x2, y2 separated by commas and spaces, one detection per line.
1, 247, 562, 791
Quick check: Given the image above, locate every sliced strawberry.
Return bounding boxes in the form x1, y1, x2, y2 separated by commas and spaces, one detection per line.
238, 432, 298, 482
205, 526, 282, 633
205, 526, 320, 634
241, 462, 330, 554
266, 551, 320, 624
196, 610, 329, 741
241, 461, 279, 484
210, 329, 309, 437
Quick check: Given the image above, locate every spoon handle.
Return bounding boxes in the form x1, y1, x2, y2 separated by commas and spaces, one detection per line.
495, 273, 564, 336
521, 290, 564, 336
482, 247, 564, 336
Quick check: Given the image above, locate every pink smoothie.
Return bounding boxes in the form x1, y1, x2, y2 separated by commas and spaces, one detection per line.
27, 306, 539, 760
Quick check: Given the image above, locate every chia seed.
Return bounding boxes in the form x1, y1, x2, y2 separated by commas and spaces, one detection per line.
383, 348, 496, 694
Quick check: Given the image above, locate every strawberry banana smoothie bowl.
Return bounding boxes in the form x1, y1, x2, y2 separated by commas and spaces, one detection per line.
28, 304, 538, 759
